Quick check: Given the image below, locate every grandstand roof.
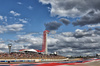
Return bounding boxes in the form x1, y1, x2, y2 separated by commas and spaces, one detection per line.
19, 49, 37, 52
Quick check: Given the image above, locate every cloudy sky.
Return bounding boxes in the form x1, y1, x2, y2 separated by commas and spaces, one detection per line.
0, 0, 100, 57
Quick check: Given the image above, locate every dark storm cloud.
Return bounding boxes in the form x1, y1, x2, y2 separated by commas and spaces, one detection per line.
73, 34, 91, 38
95, 28, 100, 31
44, 21, 62, 30
88, 10, 95, 15
59, 18, 70, 25
87, 28, 93, 31
73, 31, 92, 38
57, 0, 89, 12
94, 28, 100, 35
40, 0, 100, 17
73, 10, 100, 26
73, 29, 93, 38
94, 31, 100, 35
60, 29, 94, 38
40, 0, 100, 26
56, 36, 100, 56
54, 29, 100, 55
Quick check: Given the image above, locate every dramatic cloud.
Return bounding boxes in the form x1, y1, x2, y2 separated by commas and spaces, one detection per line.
10, 11, 21, 16
39, 0, 100, 17
7, 28, 100, 56
0, 24, 24, 33
44, 21, 62, 30
60, 18, 70, 25
53, 32, 100, 56
73, 10, 100, 26
39, 0, 100, 27
73, 29, 93, 38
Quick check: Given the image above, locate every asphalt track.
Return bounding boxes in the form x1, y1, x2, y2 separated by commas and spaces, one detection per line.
0, 58, 100, 66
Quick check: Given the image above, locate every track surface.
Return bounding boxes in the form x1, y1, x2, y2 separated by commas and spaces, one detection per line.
0, 58, 100, 66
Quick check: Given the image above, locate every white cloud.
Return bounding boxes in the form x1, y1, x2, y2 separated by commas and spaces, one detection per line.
28, 6, 33, 10
0, 15, 3, 20
0, 24, 24, 33
58, 47, 73, 52
75, 29, 83, 32
0, 15, 7, 22
61, 32, 73, 37
12, 45, 24, 50
6, 24, 24, 31
0, 43, 8, 48
16, 34, 43, 45
4, 16, 7, 22
0, 43, 8, 52
17, 2, 22, 5
39, 0, 50, 4
19, 19, 27, 23
50, 30, 56, 34
0, 38, 2, 40
0, 38, 4, 43
10, 11, 21, 16
0, 26, 7, 33
87, 24, 100, 27
0, 50, 4, 53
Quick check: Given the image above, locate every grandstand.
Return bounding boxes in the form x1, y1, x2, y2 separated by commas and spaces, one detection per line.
0, 52, 66, 59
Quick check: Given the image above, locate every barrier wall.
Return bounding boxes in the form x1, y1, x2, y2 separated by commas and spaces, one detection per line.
0, 58, 100, 66
0, 58, 68, 63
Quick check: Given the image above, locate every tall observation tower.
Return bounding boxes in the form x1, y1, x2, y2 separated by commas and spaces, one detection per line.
42, 30, 50, 54
8, 44, 12, 54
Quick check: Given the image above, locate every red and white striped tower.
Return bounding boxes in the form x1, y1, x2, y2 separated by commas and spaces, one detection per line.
42, 30, 49, 54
